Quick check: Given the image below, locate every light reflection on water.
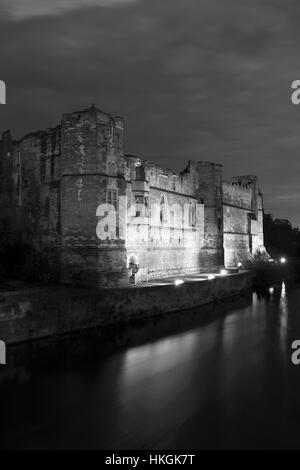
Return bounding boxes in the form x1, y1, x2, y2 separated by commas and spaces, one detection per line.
2, 286, 300, 449
279, 282, 289, 355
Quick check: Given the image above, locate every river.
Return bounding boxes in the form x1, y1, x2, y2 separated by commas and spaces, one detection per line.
1, 282, 300, 449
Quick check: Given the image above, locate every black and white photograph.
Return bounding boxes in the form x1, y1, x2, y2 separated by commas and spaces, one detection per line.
1, 0, 300, 454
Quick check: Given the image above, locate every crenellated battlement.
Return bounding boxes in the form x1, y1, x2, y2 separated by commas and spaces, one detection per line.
222, 179, 254, 210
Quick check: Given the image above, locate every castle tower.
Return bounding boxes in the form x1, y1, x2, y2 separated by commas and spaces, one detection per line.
60, 106, 128, 287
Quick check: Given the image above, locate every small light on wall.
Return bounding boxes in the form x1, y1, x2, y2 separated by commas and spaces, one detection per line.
237, 262, 242, 268
280, 257, 287, 264
269, 258, 274, 263
269, 286, 274, 294
220, 269, 227, 276
208, 274, 215, 280
174, 279, 184, 286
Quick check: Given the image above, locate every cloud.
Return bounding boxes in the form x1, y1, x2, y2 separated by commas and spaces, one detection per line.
274, 194, 300, 201
0, 0, 140, 19
1, 0, 300, 225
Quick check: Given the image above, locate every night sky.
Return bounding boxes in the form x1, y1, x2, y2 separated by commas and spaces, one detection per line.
1, 0, 300, 225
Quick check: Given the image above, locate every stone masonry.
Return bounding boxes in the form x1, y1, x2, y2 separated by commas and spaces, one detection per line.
0, 105, 267, 287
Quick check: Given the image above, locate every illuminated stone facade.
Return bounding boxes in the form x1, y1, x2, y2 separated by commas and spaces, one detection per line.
0, 105, 266, 287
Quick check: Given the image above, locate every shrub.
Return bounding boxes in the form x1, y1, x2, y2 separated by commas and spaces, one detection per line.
244, 252, 290, 292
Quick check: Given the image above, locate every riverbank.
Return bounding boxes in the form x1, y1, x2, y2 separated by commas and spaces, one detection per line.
0, 271, 251, 345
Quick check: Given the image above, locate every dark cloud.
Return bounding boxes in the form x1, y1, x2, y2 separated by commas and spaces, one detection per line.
0, 0, 140, 19
1, 0, 300, 225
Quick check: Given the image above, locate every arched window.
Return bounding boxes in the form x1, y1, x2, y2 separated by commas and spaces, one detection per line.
108, 119, 114, 139
135, 164, 146, 181
170, 210, 175, 242
189, 201, 196, 227
160, 195, 166, 224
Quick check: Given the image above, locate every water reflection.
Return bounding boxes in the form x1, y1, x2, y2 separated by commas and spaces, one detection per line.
279, 282, 289, 355
2, 287, 300, 449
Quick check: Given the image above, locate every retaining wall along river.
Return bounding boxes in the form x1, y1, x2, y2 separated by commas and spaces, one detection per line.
0, 272, 251, 345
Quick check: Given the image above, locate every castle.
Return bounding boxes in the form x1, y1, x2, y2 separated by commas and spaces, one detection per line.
0, 105, 266, 287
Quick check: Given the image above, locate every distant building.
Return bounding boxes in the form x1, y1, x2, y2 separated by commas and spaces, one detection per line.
0, 105, 267, 287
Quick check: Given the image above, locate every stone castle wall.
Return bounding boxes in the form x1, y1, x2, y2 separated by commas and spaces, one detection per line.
0, 105, 267, 287
0, 272, 251, 345
222, 177, 265, 267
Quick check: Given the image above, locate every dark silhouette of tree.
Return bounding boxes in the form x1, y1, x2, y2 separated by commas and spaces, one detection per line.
264, 213, 300, 258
